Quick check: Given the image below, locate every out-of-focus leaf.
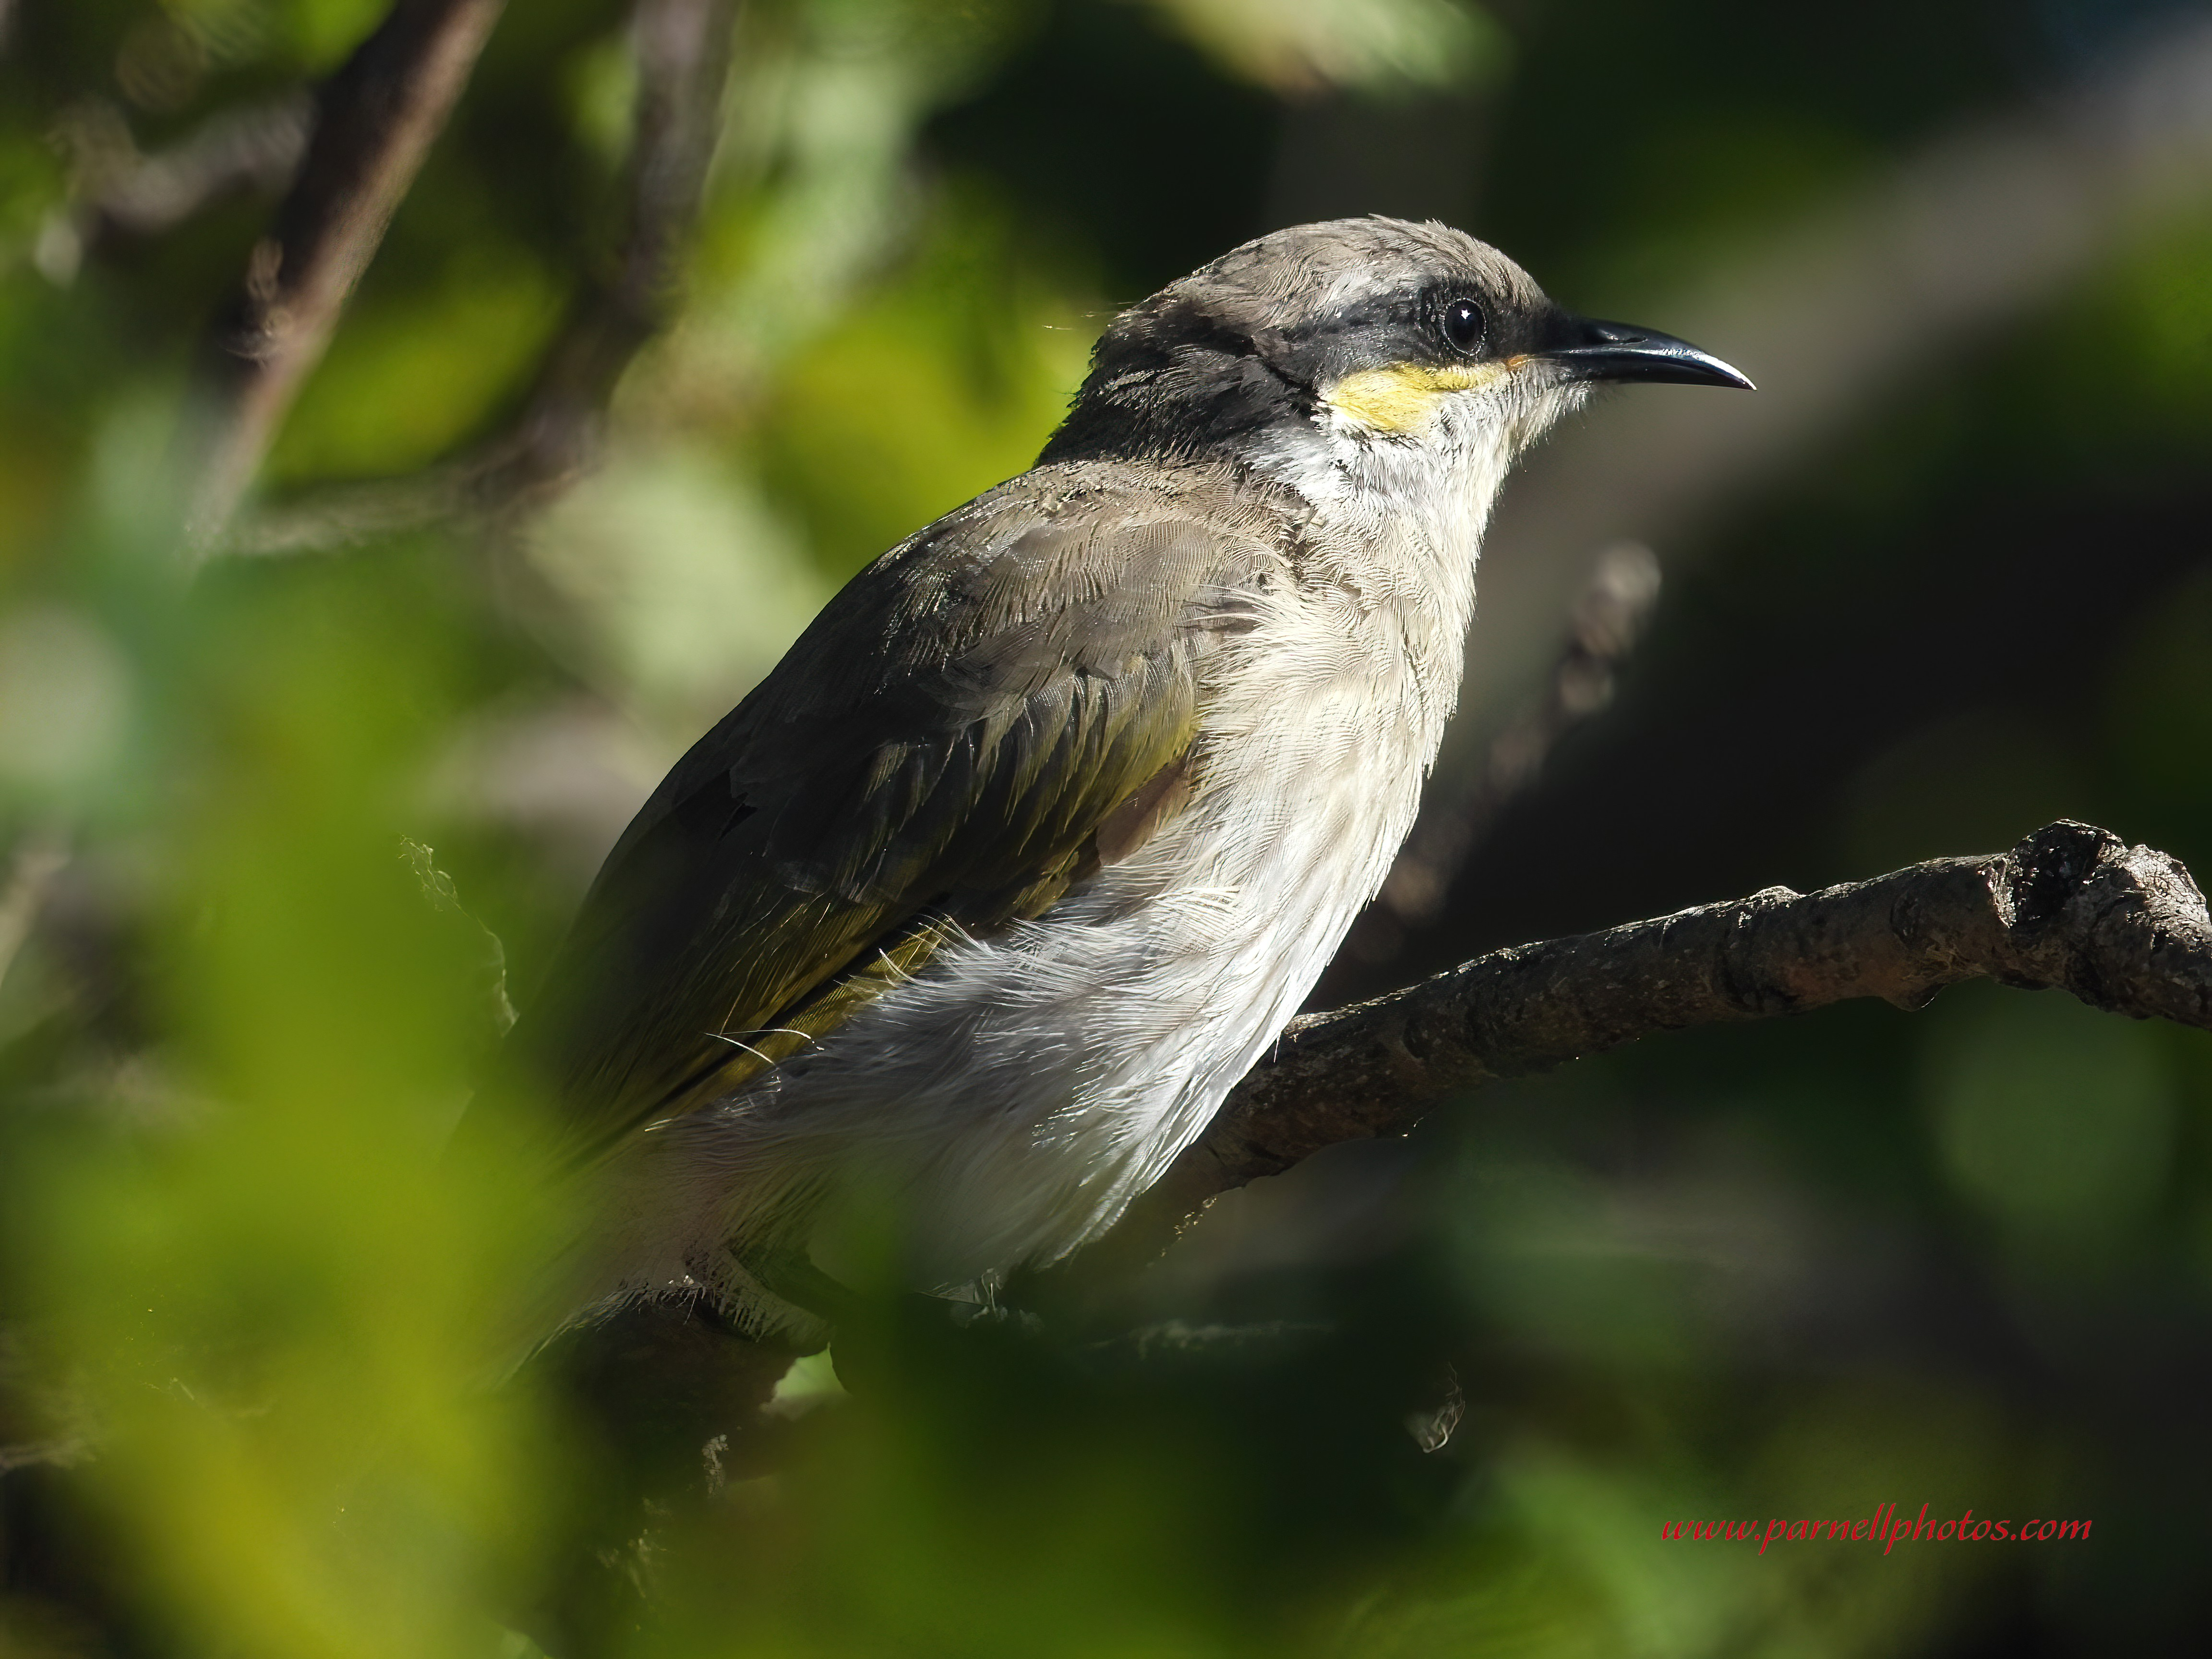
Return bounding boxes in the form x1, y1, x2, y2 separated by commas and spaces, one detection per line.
756, 197, 1095, 579
0, 604, 134, 802
674, 0, 1034, 382
163, 0, 393, 72
265, 249, 564, 485
528, 443, 831, 737
1134, 0, 1505, 95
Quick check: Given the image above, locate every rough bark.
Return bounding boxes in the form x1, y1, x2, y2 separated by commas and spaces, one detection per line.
1079, 821, 2212, 1269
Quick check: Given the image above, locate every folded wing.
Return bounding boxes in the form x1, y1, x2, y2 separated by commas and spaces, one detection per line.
480, 464, 1293, 1172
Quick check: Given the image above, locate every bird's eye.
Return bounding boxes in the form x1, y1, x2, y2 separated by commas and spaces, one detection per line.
1441, 296, 1485, 355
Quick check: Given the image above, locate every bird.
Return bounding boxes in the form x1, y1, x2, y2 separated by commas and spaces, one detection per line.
481, 216, 1751, 1353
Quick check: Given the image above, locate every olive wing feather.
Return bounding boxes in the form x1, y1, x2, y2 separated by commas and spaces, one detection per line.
492, 467, 1289, 1171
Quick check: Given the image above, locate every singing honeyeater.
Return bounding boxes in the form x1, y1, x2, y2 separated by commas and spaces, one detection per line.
482, 217, 1749, 1347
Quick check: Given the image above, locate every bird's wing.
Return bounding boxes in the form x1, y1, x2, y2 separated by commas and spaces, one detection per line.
492, 466, 1291, 1171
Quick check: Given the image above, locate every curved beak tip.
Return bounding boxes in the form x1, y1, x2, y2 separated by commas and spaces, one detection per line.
1545, 316, 1755, 392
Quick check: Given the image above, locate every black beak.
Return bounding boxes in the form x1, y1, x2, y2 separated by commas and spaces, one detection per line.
1539, 314, 1755, 390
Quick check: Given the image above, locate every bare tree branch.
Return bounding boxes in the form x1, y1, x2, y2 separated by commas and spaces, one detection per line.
1074, 821, 2212, 1273
183, 0, 509, 545
226, 0, 742, 556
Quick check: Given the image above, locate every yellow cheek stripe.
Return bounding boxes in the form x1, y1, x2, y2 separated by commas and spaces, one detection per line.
1322, 358, 1518, 433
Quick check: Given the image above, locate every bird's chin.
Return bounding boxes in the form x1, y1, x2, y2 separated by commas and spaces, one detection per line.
1507, 376, 1593, 456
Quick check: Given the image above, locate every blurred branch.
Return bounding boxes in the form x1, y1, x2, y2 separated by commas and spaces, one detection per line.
0, 825, 69, 994
40, 96, 311, 282
183, 0, 509, 546
0, 1435, 91, 1475
227, 0, 742, 556
1076, 821, 2212, 1272
99, 98, 313, 240
468, 0, 740, 510
1334, 541, 1660, 973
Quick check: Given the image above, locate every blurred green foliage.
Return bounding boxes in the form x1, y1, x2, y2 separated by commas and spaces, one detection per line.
3, 0, 2212, 1656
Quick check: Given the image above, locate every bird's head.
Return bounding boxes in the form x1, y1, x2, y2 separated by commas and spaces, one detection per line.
1040, 216, 1750, 483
